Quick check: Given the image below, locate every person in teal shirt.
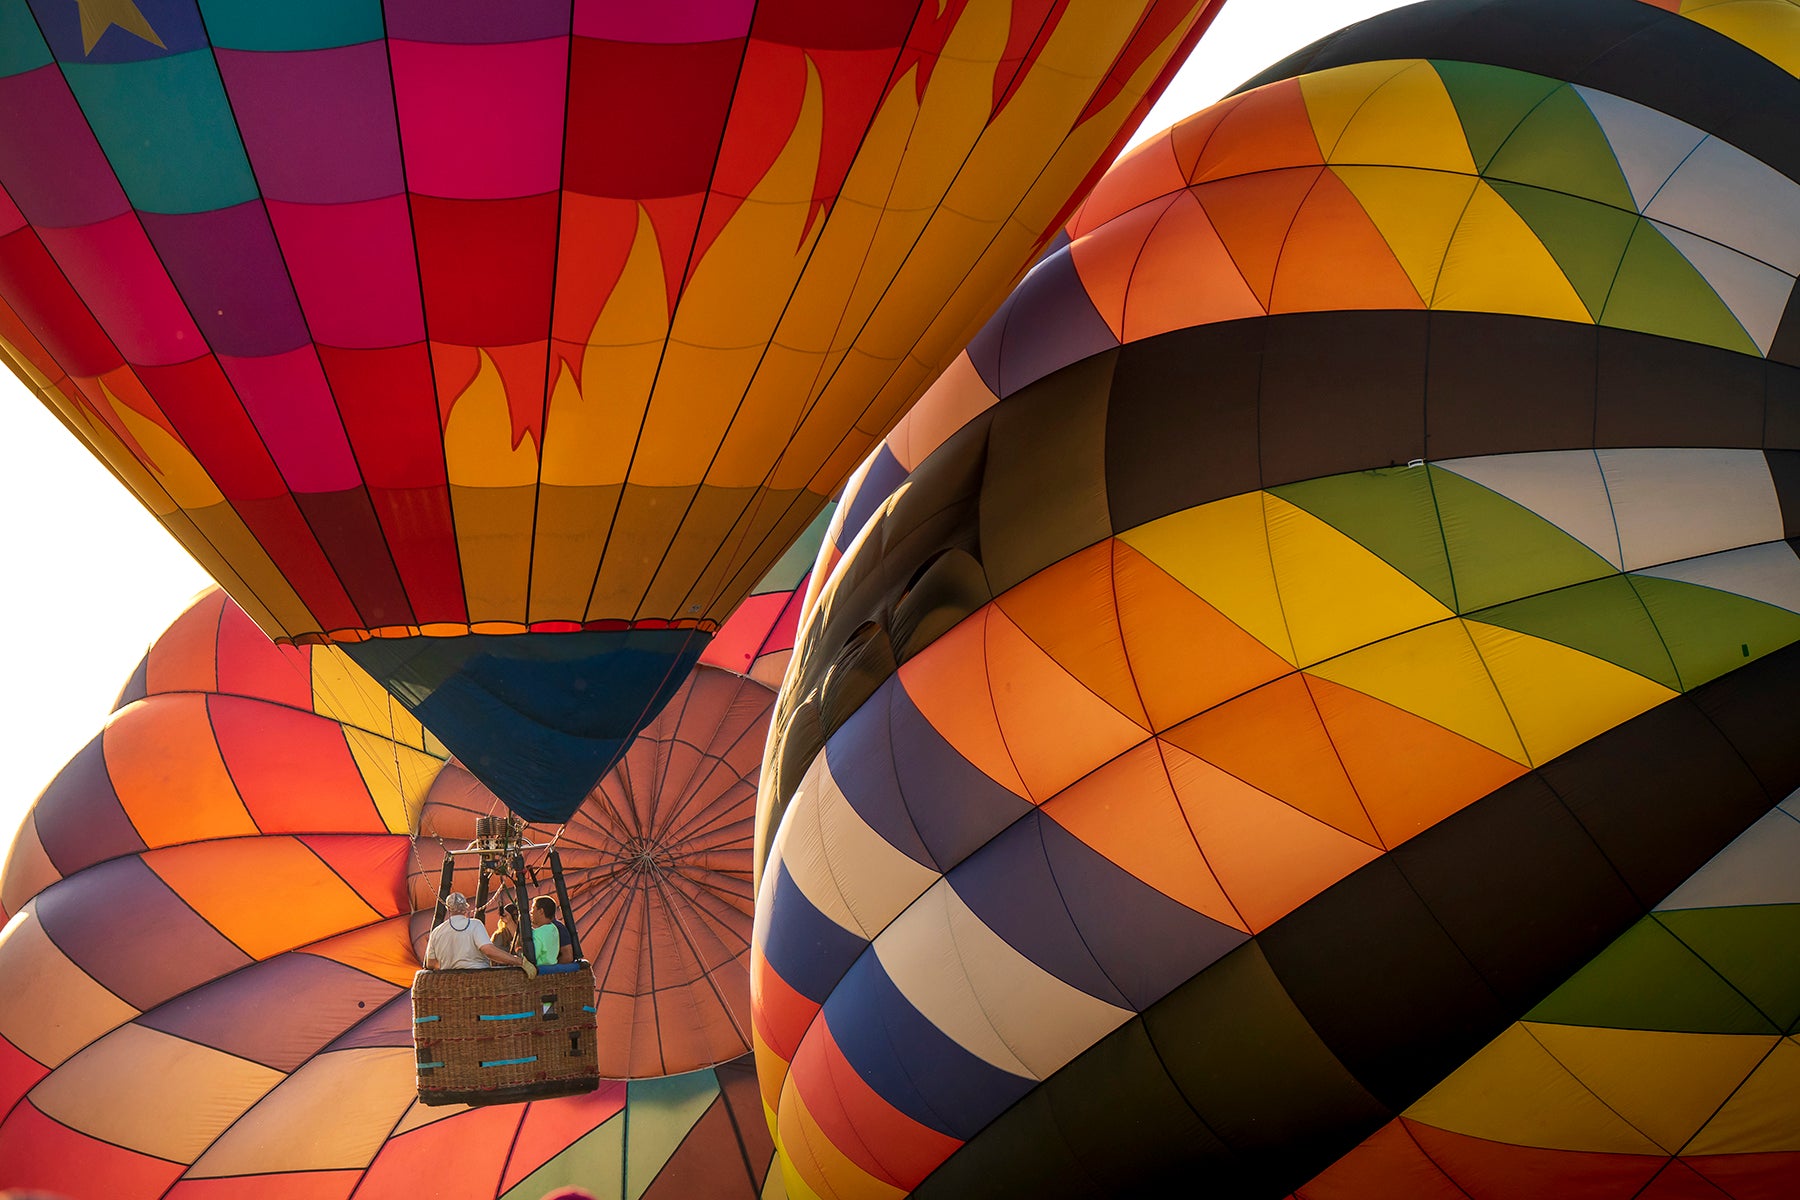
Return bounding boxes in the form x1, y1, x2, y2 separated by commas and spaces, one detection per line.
528, 897, 561, 967
533, 896, 575, 964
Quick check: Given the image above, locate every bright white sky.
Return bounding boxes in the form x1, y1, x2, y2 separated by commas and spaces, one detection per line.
0, 0, 1414, 848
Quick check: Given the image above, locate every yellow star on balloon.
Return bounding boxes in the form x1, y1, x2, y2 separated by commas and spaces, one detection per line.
73, 0, 166, 54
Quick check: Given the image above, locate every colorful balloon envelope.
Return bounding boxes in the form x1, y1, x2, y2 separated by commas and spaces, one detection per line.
416, 664, 777, 1080
0, 0, 1224, 823
751, 1, 1800, 1195
0, 590, 782, 1198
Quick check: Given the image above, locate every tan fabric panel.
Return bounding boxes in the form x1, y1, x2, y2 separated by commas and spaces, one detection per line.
1601, 448, 1783, 572
30, 1023, 282, 1162
187, 1047, 414, 1176
0, 908, 136, 1068
0, 816, 62, 919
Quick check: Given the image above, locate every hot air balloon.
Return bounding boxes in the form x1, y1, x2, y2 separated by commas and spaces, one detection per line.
0, 590, 782, 1198
750, 2, 1800, 1195
0, 0, 1225, 824
407, 506, 826, 1083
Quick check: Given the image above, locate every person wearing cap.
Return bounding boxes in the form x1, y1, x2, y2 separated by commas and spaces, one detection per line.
425, 892, 533, 974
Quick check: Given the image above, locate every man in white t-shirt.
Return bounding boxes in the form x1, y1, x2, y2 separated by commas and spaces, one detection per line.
425, 892, 532, 973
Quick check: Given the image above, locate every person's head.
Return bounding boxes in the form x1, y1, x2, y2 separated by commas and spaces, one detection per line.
499, 903, 518, 927
444, 891, 470, 916
532, 895, 557, 925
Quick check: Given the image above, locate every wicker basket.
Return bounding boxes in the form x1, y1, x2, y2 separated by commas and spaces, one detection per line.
412, 965, 599, 1106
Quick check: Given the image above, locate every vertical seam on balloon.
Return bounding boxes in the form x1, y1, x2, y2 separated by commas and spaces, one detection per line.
878, 671, 937, 872
591, 751, 642, 864
708, 0, 1018, 607
1193, 169, 1282, 312
201, 692, 265, 840
1310, 58, 1410, 165
573, 8, 767, 628
1023, 765, 1159, 1013
1128, 1009, 1242, 1184
709, 1062, 766, 1196
1112, 189, 1185, 343
1419, 169, 1481, 311
514, 5, 581, 632
1593, 446, 1628, 573
1532, 704, 1697, 919
927, 874, 1043, 1081
648, 668, 710, 848
489, 1101, 531, 1199
1445, 612, 1535, 768
1453, 69, 1573, 310
1106, 533, 1256, 932
1256, 490, 1302, 672
7, 9, 296, 642
1592, 127, 1711, 340
793, 994, 914, 1188
1517, 1012, 1700, 1155
1529, 926, 1781, 1154
1294, 671, 1389, 854
1663, 1029, 1789, 1164
584, 869, 633, 1026
640, 863, 666, 1076
377, 7, 470, 631
1619, 570, 1688, 693
1152, 737, 1252, 935
618, 1075, 632, 1200
300, 832, 406, 928
979, 604, 1034, 806
192, 12, 416, 637
648, 856, 755, 1061
1420, 362, 1462, 609
1658, 889, 1800, 1037
659, 677, 770, 850
1391, 1115, 1479, 1199
621, 0, 935, 629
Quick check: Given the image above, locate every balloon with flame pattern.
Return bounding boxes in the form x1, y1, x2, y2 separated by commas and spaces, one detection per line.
0, 0, 1225, 823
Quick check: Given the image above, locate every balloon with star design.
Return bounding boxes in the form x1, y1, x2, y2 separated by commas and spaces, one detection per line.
0, 0, 1225, 825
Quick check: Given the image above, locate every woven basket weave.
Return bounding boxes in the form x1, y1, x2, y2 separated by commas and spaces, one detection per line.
412, 965, 599, 1106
